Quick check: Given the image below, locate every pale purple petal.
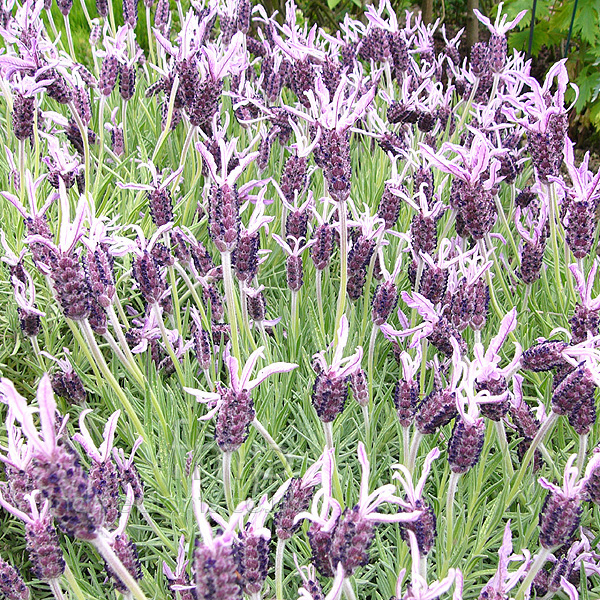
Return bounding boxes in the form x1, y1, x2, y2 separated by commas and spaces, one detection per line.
247, 361, 298, 391
37, 374, 57, 456
239, 347, 265, 391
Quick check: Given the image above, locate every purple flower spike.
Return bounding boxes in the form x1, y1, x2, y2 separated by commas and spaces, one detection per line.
311, 315, 363, 422
538, 455, 586, 549
163, 536, 196, 600
1, 375, 103, 539
0, 557, 29, 600
186, 346, 297, 452
73, 410, 121, 526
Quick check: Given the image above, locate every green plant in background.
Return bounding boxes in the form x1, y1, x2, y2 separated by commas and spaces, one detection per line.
502, 0, 600, 141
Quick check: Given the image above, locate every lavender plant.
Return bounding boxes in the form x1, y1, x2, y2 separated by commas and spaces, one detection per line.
1, 1, 600, 599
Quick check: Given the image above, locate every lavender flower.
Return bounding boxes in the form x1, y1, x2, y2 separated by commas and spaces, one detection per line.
0, 558, 29, 600
73, 410, 121, 526
311, 316, 363, 422
186, 346, 297, 452
1, 375, 103, 539
163, 536, 196, 600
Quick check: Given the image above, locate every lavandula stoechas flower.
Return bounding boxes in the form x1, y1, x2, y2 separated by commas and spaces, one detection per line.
569, 262, 600, 344
393, 448, 440, 557
0, 491, 65, 583
478, 521, 531, 600
393, 567, 462, 600
120, 161, 183, 227
11, 269, 44, 337
102, 485, 143, 593
192, 482, 250, 600
1, 375, 103, 539
558, 139, 600, 259
41, 349, 87, 404
196, 137, 259, 253
73, 410, 121, 527
514, 190, 549, 285
163, 536, 196, 600
28, 194, 92, 322
393, 347, 422, 428
473, 308, 521, 420
508, 60, 573, 184
113, 436, 145, 506
302, 443, 421, 579
473, 5, 527, 73
311, 316, 363, 423
273, 234, 314, 293
371, 249, 403, 326
382, 291, 466, 358
186, 346, 297, 452
0, 410, 35, 513
421, 131, 501, 240
233, 190, 273, 283
538, 456, 586, 550
1, 171, 56, 270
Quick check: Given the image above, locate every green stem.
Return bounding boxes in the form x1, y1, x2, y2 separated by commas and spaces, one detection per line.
407, 430, 423, 475
152, 75, 180, 163
577, 433, 588, 477
316, 269, 325, 335
221, 251, 241, 364
334, 198, 348, 344
515, 548, 552, 600
343, 579, 357, 600
49, 578, 67, 600
494, 420, 514, 478
63, 14, 76, 61
146, 6, 156, 64
63, 564, 86, 600
291, 289, 299, 339
547, 182, 566, 315
275, 538, 286, 600
223, 451, 234, 514
444, 472, 460, 570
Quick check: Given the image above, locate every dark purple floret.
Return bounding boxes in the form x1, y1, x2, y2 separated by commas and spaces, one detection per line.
273, 478, 315, 540
32, 444, 103, 540
415, 263, 448, 305
25, 515, 65, 581
194, 541, 242, 600
208, 184, 240, 253
584, 458, 600, 505
565, 199, 596, 259
312, 372, 349, 423
399, 499, 436, 555
311, 223, 335, 270
190, 240, 215, 276
527, 113, 568, 183
394, 379, 418, 427
215, 388, 255, 452
372, 280, 398, 325
448, 418, 485, 473
13, 93, 35, 141
189, 77, 223, 133
281, 157, 308, 205
411, 213, 437, 255
552, 363, 596, 416
72, 86, 92, 125
233, 232, 259, 282
148, 188, 174, 226
132, 251, 166, 304
49, 251, 92, 321
233, 529, 269, 595
118, 459, 144, 506
415, 388, 457, 434
204, 285, 224, 321
308, 522, 336, 578
122, 0, 138, 29
99, 55, 119, 96
4, 465, 35, 514
106, 535, 143, 593
18, 310, 41, 337
350, 368, 368, 407
89, 459, 120, 526
570, 303, 600, 344
51, 370, 87, 404
539, 491, 582, 549
154, 0, 170, 28
193, 328, 212, 371
378, 131, 406, 156
45, 69, 72, 104
96, 0, 108, 17
0, 558, 29, 600
521, 340, 568, 372
387, 101, 419, 125
330, 506, 375, 575
516, 187, 536, 208
427, 317, 466, 357
286, 255, 303, 292
119, 63, 136, 101
56, 0, 72, 14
